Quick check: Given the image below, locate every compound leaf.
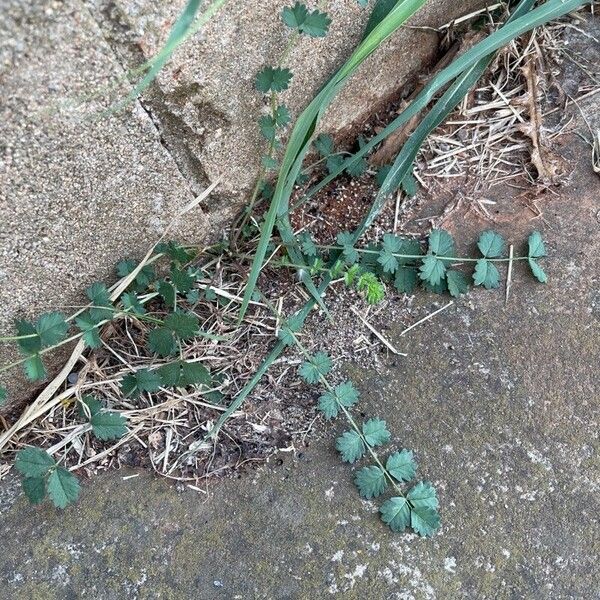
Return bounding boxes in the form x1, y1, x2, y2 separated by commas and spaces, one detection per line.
337, 232, 359, 265
380, 496, 410, 532
446, 270, 469, 297
336, 430, 365, 463
90, 411, 128, 441
47, 467, 80, 509
386, 449, 416, 482
22, 476, 47, 505
15, 447, 55, 477
355, 465, 387, 499
473, 259, 500, 289
121, 292, 146, 315
407, 480, 439, 510
477, 230, 505, 258
277, 313, 303, 346
362, 418, 391, 447
283, 3, 331, 37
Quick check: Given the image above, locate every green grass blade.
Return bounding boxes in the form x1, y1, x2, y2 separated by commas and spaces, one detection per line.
238, 0, 428, 321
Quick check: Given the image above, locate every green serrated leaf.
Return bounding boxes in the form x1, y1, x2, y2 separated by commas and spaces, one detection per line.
419, 255, 446, 286
394, 266, 418, 294
157, 360, 210, 388
256, 66, 292, 93
318, 390, 338, 419
410, 505, 440, 537
282, 3, 331, 37
401, 171, 417, 196
473, 259, 500, 289
299, 351, 332, 384
446, 270, 469, 297
314, 133, 334, 156
15, 447, 56, 477
422, 277, 448, 295
15, 320, 41, 354
337, 232, 359, 265
148, 327, 177, 357
355, 465, 387, 499
528, 258, 547, 283
157, 280, 176, 307
259, 115, 276, 141
477, 230, 505, 258
156, 241, 195, 265
121, 292, 146, 315
386, 450, 416, 482
35, 312, 69, 348
428, 229, 455, 256
170, 266, 194, 294
335, 430, 366, 463
278, 313, 303, 346
75, 311, 102, 349
24, 355, 46, 381
274, 104, 291, 127
22, 476, 47, 505
528, 230, 546, 258
77, 395, 102, 418
377, 249, 398, 274
346, 157, 368, 177
121, 368, 162, 398
407, 480, 439, 509
297, 231, 318, 257
335, 380, 359, 408
362, 418, 391, 447
86, 283, 113, 322
164, 312, 199, 340
91, 411, 128, 441
47, 467, 80, 509
380, 496, 410, 532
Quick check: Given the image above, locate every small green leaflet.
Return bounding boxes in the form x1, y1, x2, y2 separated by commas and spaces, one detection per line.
259, 115, 276, 142
428, 229, 455, 256
386, 450, 416, 482
377, 234, 402, 274
408, 482, 440, 536
273, 104, 291, 127
346, 157, 368, 178
117, 259, 156, 291
35, 312, 69, 348
318, 390, 338, 419
22, 477, 46, 504
277, 313, 303, 346
24, 355, 46, 381
380, 496, 410, 532
355, 465, 387, 499
255, 66, 293, 93
121, 292, 145, 315
164, 312, 199, 340
121, 368, 162, 398
15, 319, 41, 354
156, 241, 195, 265
77, 395, 102, 418
528, 258, 547, 283
394, 267, 417, 294
446, 270, 469, 297
336, 430, 365, 463
282, 2, 331, 37
158, 280, 176, 307
528, 230, 546, 258
314, 133, 334, 156
473, 259, 500, 289
75, 311, 102, 349
157, 360, 211, 388
407, 480, 439, 510
0, 385, 6, 406
148, 327, 177, 357
86, 282, 113, 321
15, 447, 55, 477
326, 154, 344, 174
297, 231, 317, 257
337, 232, 359, 265
362, 418, 390, 447
401, 171, 417, 197
170, 266, 194, 294
419, 255, 446, 287
318, 380, 360, 419
90, 411, 128, 441
47, 467, 80, 509
299, 351, 332, 384
477, 230, 505, 258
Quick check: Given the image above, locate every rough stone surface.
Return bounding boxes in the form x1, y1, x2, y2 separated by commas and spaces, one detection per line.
0, 0, 485, 408
1, 134, 598, 598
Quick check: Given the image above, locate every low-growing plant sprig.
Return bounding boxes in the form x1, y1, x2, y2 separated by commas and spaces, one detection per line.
277, 228, 548, 305
273, 305, 440, 536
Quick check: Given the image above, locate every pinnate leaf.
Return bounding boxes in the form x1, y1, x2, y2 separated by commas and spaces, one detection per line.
337, 232, 358, 265
35, 312, 69, 347
336, 430, 365, 463
15, 447, 55, 477
386, 450, 416, 482
362, 418, 391, 447
164, 312, 199, 340
121, 368, 162, 398
355, 465, 387, 499
47, 467, 80, 509
75, 311, 102, 349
